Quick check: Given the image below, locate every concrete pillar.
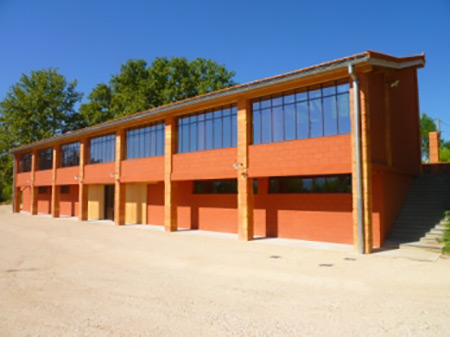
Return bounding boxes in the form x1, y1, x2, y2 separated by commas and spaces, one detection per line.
114, 129, 125, 226
350, 74, 373, 254
429, 131, 440, 163
78, 139, 88, 221
360, 75, 373, 254
237, 99, 254, 241
30, 150, 38, 215
51, 145, 60, 218
164, 117, 177, 232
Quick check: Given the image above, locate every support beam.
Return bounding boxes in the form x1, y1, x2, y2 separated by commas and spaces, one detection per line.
30, 150, 38, 215
78, 139, 88, 221
237, 99, 254, 241
360, 75, 373, 254
114, 129, 125, 226
164, 117, 177, 232
429, 131, 440, 164
51, 145, 60, 218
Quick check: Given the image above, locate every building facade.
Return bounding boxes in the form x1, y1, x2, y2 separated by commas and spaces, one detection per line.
11, 51, 425, 253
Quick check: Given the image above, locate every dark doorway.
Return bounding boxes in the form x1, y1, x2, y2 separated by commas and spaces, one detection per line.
104, 185, 115, 220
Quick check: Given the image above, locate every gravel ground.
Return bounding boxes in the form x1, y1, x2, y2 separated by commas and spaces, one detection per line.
0, 205, 449, 337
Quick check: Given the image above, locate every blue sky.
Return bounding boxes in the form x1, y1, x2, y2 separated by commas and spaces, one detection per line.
1, 0, 449, 139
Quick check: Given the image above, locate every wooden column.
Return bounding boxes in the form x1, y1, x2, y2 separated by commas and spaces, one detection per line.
360, 75, 373, 254
30, 150, 38, 215
429, 131, 440, 163
78, 139, 88, 221
164, 117, 177, 232
237, 99, 254, 241
114, 129, 126, 226
12, 154, 20, 213
51, 145, 60, 217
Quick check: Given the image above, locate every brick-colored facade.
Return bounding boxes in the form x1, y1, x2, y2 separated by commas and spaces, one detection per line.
11, 51, 425, 253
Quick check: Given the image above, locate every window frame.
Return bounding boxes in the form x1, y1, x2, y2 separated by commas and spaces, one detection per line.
38, 148, 53, 171
60, 142, 80, 168
268, 174, 352, 194
125, 121, 165, 160
88, 134, 116, 164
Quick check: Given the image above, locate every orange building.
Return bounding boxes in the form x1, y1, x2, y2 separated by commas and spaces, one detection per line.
10, 51, 425, 253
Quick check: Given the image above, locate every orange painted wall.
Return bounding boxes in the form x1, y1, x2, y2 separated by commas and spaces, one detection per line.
377, 170, 414, 242
387, 69, 421, 174
147, 182, 164, 225
16, 172, 31, 187
122, 157, 164, 183
60, 185, 79, 217
34, 170, 52, 186
249, 135, 352, 177
56, 166, 79, 185
21, 187, 31, 212
177, 181, 238, 233
84, 163, 115, 184
367, 72, 387, 165
37, 187, 51, 214
254, 178, 353, 243
172, 148, 237, 181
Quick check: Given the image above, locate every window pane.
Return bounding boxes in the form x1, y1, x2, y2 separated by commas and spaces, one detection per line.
231, 110, 237, 147
213, 115, 222, 148
322, 84, 336, 97
223, 115, 231, 148
261, 108, 272, 143
190, 118, 198, 152
323, 96, 338, 136
198, 117, 206, 151
272, 106, 284, 142
261, 98, 271, 109
296, 101, 309, 139
309, 99, 323, 137
296, 90, 307, 102
253, 110, 261, 144
337, 83, 350, 94
309, 87, 321, 99
284, 104, 296, 141
338, 93, 351, 134
206, 117, 213, 150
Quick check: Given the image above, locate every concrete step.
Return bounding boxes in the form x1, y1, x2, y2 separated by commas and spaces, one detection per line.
399, 242, 443, 253
425, 233, 445, 240
420, 237, 444, 246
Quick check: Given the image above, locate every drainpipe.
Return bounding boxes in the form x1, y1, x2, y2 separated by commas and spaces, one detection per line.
348, 64, 365, 254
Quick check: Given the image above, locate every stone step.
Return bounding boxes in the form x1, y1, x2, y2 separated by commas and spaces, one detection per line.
420, 237, 444, 246
425, 233, 445, 240
399, 242, 443, 253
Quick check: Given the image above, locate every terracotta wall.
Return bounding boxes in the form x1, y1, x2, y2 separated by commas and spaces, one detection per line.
16, 172, 31, 187
84, 163, 115, 184
249, 135, 352, 177
56, 167, 79, 185
37, 187, 51, 214
122, 157, 164, 183
172, 148, 237, 181
21, 186, 31, 212
254, 178, 353, 243
147, 182, 164, 225
60, 185, 79, 217
34, 170, 52, 186
387, 69, 421, 174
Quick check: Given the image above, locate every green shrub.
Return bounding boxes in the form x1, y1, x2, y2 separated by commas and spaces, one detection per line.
442, 211, 450, 254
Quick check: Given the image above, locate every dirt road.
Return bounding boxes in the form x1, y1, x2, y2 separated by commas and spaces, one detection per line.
0, 206, 449, 336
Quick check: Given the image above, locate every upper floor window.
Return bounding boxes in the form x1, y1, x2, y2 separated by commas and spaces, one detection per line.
89, 134, 115, 164
126, 122, 165, 159
18, 152, 32, 173
178, 105, 237, 154
252, 80, 350, 144
269, 174, 351, 194
38, 148, 53, 170
60, 142, 80, 167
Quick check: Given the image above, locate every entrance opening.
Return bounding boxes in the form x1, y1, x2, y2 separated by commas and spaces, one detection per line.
104, 184, 115, 220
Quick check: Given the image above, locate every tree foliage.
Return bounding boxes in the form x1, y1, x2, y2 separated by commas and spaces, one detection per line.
420, 113, 437, 162
80, 57, 236, 125
0, 68, 82, 201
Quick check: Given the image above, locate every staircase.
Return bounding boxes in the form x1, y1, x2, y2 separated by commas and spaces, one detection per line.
386, 173, 450, 253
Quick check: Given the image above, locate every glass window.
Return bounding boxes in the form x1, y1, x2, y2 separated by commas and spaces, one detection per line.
89, 134, 116, 164
269, 174, 351, 194
38, 148, 53, 170
252, 80, 350, 144
177, 105, 237, 153
60, 142, 80, 167
193, 179, 237, 194
60, 185, 70, 194
126, 122, 165, 160
19, 152, 32, 173
38, 186, 49, 194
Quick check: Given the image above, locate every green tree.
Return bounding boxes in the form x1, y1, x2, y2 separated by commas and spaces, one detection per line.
80, 57, 236, 125
440, 140, 450, 162
420, 113, 437, 162
0, 68, 82, 201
